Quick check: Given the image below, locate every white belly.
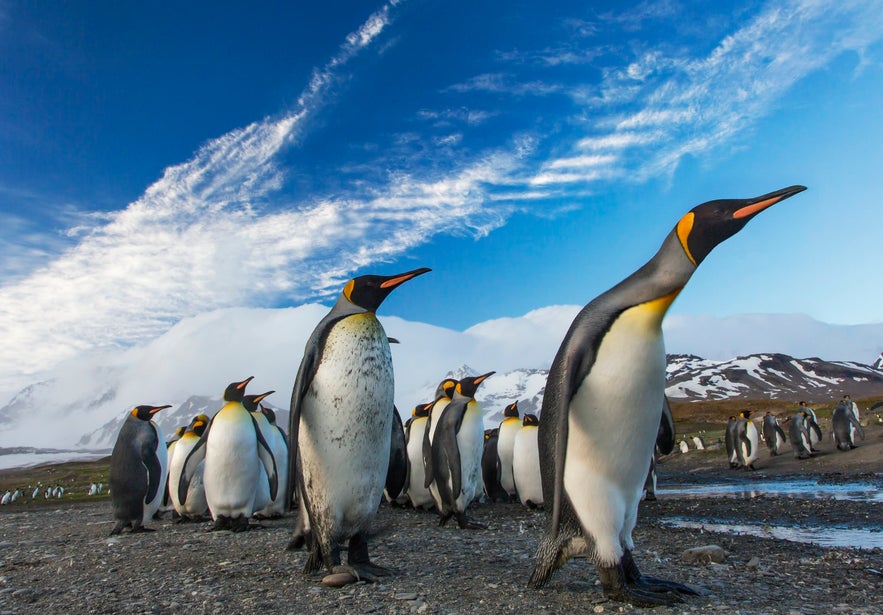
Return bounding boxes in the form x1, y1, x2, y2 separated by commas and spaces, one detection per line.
298, 315, 393, 538
204, 404, 261, 519
513, 426, 542, 506
170, 434, 208, 516
455, 401, 485, 511
497, 419, 520, 496
563, 307, 666, 566
143, 421, 167, 523
406, 418, 433, 508
742, 423, 759, 464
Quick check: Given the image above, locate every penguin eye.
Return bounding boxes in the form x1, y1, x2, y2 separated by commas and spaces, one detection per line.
676, 212, 697, 266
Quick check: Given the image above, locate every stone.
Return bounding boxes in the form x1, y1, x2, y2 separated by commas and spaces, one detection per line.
682, 545, 727, 564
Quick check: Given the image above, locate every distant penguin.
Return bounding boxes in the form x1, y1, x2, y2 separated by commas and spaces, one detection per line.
842, 395, 861, 441
691, 435, 705, 451
168, 415, 210, 520
761, 412, 787, 456
257, 404, 290, 518
800, 402, 822, 451
405, 402, 435, 510
287, 268, 430, 582
725, 416, 740, 468
678, 439, 689, 454
179, 377, 278, 532
496, 402, 521, 500
1, 492, 10, 505
108, 404, 172, 535
242, 391, 279, 519
832, 401, 865, 451
426, 372, 495, 529
481, 428, 508, 503
789, 410, 813, 459
644, 397, 676, 502
736, 411, 759, 470
513, 414, 543, 508
528, 185, 805, 606
384, 405, 409, 506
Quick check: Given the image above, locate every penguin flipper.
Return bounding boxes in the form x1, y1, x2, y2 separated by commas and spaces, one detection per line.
809, 420, 822, 441
252, 414, 278, 501
739, 432, 752, 459
422, 414, 435, 489
178, 421, 210, 506
143, 425, 162, 504
775, 425, 787, 442
656, 396, 676, 456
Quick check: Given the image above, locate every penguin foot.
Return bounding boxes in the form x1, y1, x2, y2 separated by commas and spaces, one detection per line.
130, 526, 155, 534
455, 512, 487, 530
621, 550, 698, 597
109, 521, 128, 536
598, 563, 683, 607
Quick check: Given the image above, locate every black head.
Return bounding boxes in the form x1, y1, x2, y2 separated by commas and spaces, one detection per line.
413, 403, 431, 418
435, 379, 458, 400
189, 415, 209, 437
243, 390, 275, 412
740, 410, 752, 419
523, 414, 539, 427
503, 402, 519, 418
130, 404, 172, 421
675, 185, 805, 266
484, 428, 499, 441
341, 267, 431, 313
223, 376, 254, 403
260, 404, 277, 424
455, 371, 495, 399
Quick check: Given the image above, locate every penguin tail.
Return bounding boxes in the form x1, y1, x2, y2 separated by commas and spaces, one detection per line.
528, 528, 576, 589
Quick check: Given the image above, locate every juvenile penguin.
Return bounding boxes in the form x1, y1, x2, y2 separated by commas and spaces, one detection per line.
481, 428, 508, 503
528, 185, 806, 606
736, 410, 759, 471
426, 372, 495, 529
496, 402, 521, 500
513, 414, 543, 508
109, 404, 172, 535
179, 378, 278, 532
761, 412, 787, 456
242, 391, 279, 519
168, 415, 211, 520
287, 267, 430, 582
405, 402, 435, 510
832, 401, 864, 450
789, 410, 813, 459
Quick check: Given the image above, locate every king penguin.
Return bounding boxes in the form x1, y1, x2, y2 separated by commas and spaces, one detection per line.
513, 414, 543, 508
789, 410, 813, 459
287, 267, 430, 583
168, 414, 211, 520
405, 402, 435, 510
179, 377, 278, 532
736, 410, 759, 470
528, 185, 806, 606
257, 404, 291, 517
109, 404, 172, 535
481, 428, 508, 503
242, 391, 279, 519
496, 402, 521, 501
725, 416, 740, 468
832, 401, 864, 450
761, 412, 787, 456
426, 372, 494, 529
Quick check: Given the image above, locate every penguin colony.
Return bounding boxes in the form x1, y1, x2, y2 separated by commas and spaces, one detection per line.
104, 187, 822, 606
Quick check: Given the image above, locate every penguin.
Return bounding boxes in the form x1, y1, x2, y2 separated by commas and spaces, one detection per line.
496, 402, 521, 501
528, 185, 806, 606
736, 411, 759, 470
842, 395, 861, 441
799, 401, 823, 451
108, 404, 172, 535
725, 416, 740, 468
426, 372, 495, 529
384, 405, 409, 506
691, 435, 705, 450
789, 410, 813, 459
405, 402, 435, 510
179, 377, 278, 532
287, 267, 430, 583
242, 391, 279, 519
643, 397, 676, 502
168, 414, 211, 520
678, 439, 689, 454
257, 404, 291, 518
832, 401, 865, 451
481, 428, 508, 503
761, 412, 787, 456
422, 378, 458, 479
513, 414, 543, 508
160, 426, 187, 516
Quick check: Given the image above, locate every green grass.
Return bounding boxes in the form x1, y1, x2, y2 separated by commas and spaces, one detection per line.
0, 456, 112, 507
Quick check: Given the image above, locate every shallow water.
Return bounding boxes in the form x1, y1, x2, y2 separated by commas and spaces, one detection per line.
660, 518, 883, 550
658, 479, 883, 503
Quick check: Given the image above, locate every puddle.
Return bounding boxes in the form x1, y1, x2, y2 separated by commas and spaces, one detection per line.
657, 479, 883, 503
661, 518, 883, 550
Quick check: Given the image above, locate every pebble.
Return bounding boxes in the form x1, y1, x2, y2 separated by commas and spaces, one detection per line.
746, 556, 761, 568
395, 592, 419, 600
682, 545, 727, 564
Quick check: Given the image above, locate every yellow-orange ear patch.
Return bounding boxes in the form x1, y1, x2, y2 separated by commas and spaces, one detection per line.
676, 212, 697, 265
343, 279, 355, 301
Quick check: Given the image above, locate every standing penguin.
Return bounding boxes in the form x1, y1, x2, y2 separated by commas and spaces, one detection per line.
481, 428, 508, 503
799, 401, 823, 451
287, 268, 430, 583
736, 411, 759, 470
108, 404, 172, 535
496, 402, 521, 501
761, 412, 787, 456
725, 416, 740, 468
528, 185, 805, 606
789, 410, 814, 459
258, 404, 291, 517
404, 402, 435, 510
513, 414, 543, 508
832, 401, 865, 450
168, 414, 211, 520
426, 372, 495, 529
242, 391, 279, 519
179, 378, 278, 531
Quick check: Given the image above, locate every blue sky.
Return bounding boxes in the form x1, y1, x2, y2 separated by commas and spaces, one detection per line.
1, 0, 883, 390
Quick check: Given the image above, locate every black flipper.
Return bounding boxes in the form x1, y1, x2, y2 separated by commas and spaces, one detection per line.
252, 413, 278, 501
143, 423, 162, 504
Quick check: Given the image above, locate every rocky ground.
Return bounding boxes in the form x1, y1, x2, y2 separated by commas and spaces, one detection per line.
0, 427, 880, 615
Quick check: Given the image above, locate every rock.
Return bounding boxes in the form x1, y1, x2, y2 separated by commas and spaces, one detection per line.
682, 545, 727, 564
746, 556, 761, 568
395, 592, 419, 600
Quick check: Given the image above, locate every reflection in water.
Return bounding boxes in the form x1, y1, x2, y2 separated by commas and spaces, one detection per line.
657, 480, 882, 502
660, 518, 883, 550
